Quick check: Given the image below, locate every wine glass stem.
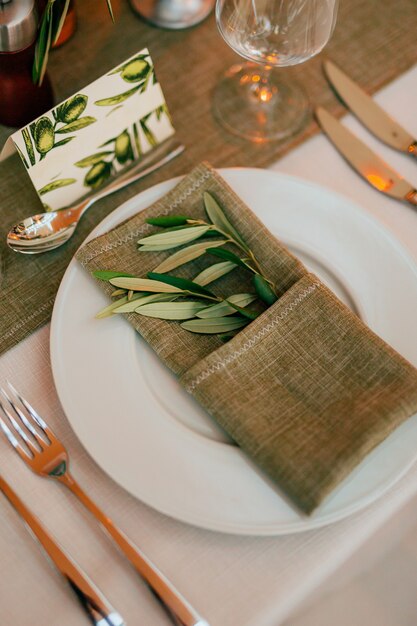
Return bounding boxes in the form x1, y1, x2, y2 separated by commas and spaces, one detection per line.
253, 65, 276, 104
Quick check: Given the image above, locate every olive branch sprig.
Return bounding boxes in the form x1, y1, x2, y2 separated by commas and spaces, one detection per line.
94, 193, 278, 337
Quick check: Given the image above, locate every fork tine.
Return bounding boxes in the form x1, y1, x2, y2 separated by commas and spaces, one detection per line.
0, 390, 39, 454
6, 381, 53, 442
0, 409, 32, 462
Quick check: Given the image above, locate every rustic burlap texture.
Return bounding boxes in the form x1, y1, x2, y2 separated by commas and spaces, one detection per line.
0, 0, 417, 354
77, 163, 417, 514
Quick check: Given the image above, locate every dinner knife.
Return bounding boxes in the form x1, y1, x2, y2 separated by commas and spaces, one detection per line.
315, 106, 417, 206
323, 60, 417, 158
0, 475, 124, 626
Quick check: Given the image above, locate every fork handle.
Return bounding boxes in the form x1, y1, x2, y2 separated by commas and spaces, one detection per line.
0, 476, 124, 626
60, 473, 208, 626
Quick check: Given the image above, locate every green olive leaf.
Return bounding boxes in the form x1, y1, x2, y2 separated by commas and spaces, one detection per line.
75, 152, 113, 168
206, 247, 251, 270
135, 301, 207, 320
153, 240, 225, 274
203, 192, 248, 250
21, 128, 35, 166
181, 316, 249, 334
146, 216, 190, 227
139, 243, 189, 252
196, 293, 257, 318
95, 292, 144, 319
55, 116, 97, 134
113, 293, 178, 314
228, 302, 259, 320
138, 225, 211, 248
109, 276, 184, 293
94, 85, 140, 106
38, 178, 76, 196
253, 274, 278, 305
147, 272, 216, 298
93, 270, 135, 281
193, 261, 237, 286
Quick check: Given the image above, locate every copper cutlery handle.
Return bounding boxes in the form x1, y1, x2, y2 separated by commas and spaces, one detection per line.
59, 472, 208, 626
0, 475, 124, 626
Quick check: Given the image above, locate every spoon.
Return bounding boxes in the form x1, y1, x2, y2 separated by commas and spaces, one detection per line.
7, 141, 185, 255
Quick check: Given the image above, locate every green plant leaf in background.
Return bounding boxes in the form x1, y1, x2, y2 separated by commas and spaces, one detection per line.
38, 178, 76, 196
112, 293, 178, 314
33, 1, 113, 85
52, 137, 75, 149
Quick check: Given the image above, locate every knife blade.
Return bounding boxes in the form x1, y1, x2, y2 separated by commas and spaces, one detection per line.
323, 60, 417, 158
315, 106, 417, 206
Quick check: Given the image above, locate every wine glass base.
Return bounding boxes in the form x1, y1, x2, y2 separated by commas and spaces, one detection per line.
213, 62, 310, 143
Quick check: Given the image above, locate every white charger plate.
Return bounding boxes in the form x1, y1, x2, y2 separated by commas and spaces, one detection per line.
51, 168, 417, 535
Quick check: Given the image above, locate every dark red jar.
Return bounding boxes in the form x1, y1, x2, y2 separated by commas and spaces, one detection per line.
0, 0, 54, 128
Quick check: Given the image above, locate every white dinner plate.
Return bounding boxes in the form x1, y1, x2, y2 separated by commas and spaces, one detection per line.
51, 168, 417, 535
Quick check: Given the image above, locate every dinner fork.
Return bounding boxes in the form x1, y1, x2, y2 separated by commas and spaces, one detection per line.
0, 474, 124, 626
0, 382, 209, 626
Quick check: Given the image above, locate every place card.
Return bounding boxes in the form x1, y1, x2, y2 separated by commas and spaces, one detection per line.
1, 48, 175, 211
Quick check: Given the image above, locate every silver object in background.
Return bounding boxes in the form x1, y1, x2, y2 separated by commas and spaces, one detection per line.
323, 60, 417, 158
7, 140, 185, 255
0, 474, 124, 626
315, 106, 417, 206
129, 0, 214, 30
0, 0, 37, 52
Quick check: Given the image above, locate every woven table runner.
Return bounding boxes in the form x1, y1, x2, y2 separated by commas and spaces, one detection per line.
0, 0, 416, 354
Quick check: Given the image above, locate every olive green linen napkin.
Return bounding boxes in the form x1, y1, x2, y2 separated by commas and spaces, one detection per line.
77, 163, 417, 514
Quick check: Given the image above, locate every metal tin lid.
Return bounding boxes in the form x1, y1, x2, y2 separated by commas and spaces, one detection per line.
0, 0, 37, 52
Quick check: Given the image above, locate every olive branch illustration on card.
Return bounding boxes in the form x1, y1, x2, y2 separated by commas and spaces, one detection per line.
20, 94, 97, 168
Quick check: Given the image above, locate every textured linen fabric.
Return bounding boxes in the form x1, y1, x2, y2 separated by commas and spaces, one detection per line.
77, 163, 417, 513
1, 0, 417, 355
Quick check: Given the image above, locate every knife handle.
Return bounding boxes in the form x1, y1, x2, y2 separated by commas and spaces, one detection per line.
405, 189, 417, 206
408, 141, 417, 158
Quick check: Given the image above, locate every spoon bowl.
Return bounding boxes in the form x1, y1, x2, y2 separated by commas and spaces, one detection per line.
7, 142, 184, 255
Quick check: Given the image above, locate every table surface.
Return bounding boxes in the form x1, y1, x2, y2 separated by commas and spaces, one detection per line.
0, 63, 416, 626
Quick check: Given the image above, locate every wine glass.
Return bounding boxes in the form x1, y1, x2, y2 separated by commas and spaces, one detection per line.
214, 0, 339, 142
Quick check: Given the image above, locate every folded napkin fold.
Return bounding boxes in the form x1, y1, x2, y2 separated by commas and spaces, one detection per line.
77, 162, 417, 514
